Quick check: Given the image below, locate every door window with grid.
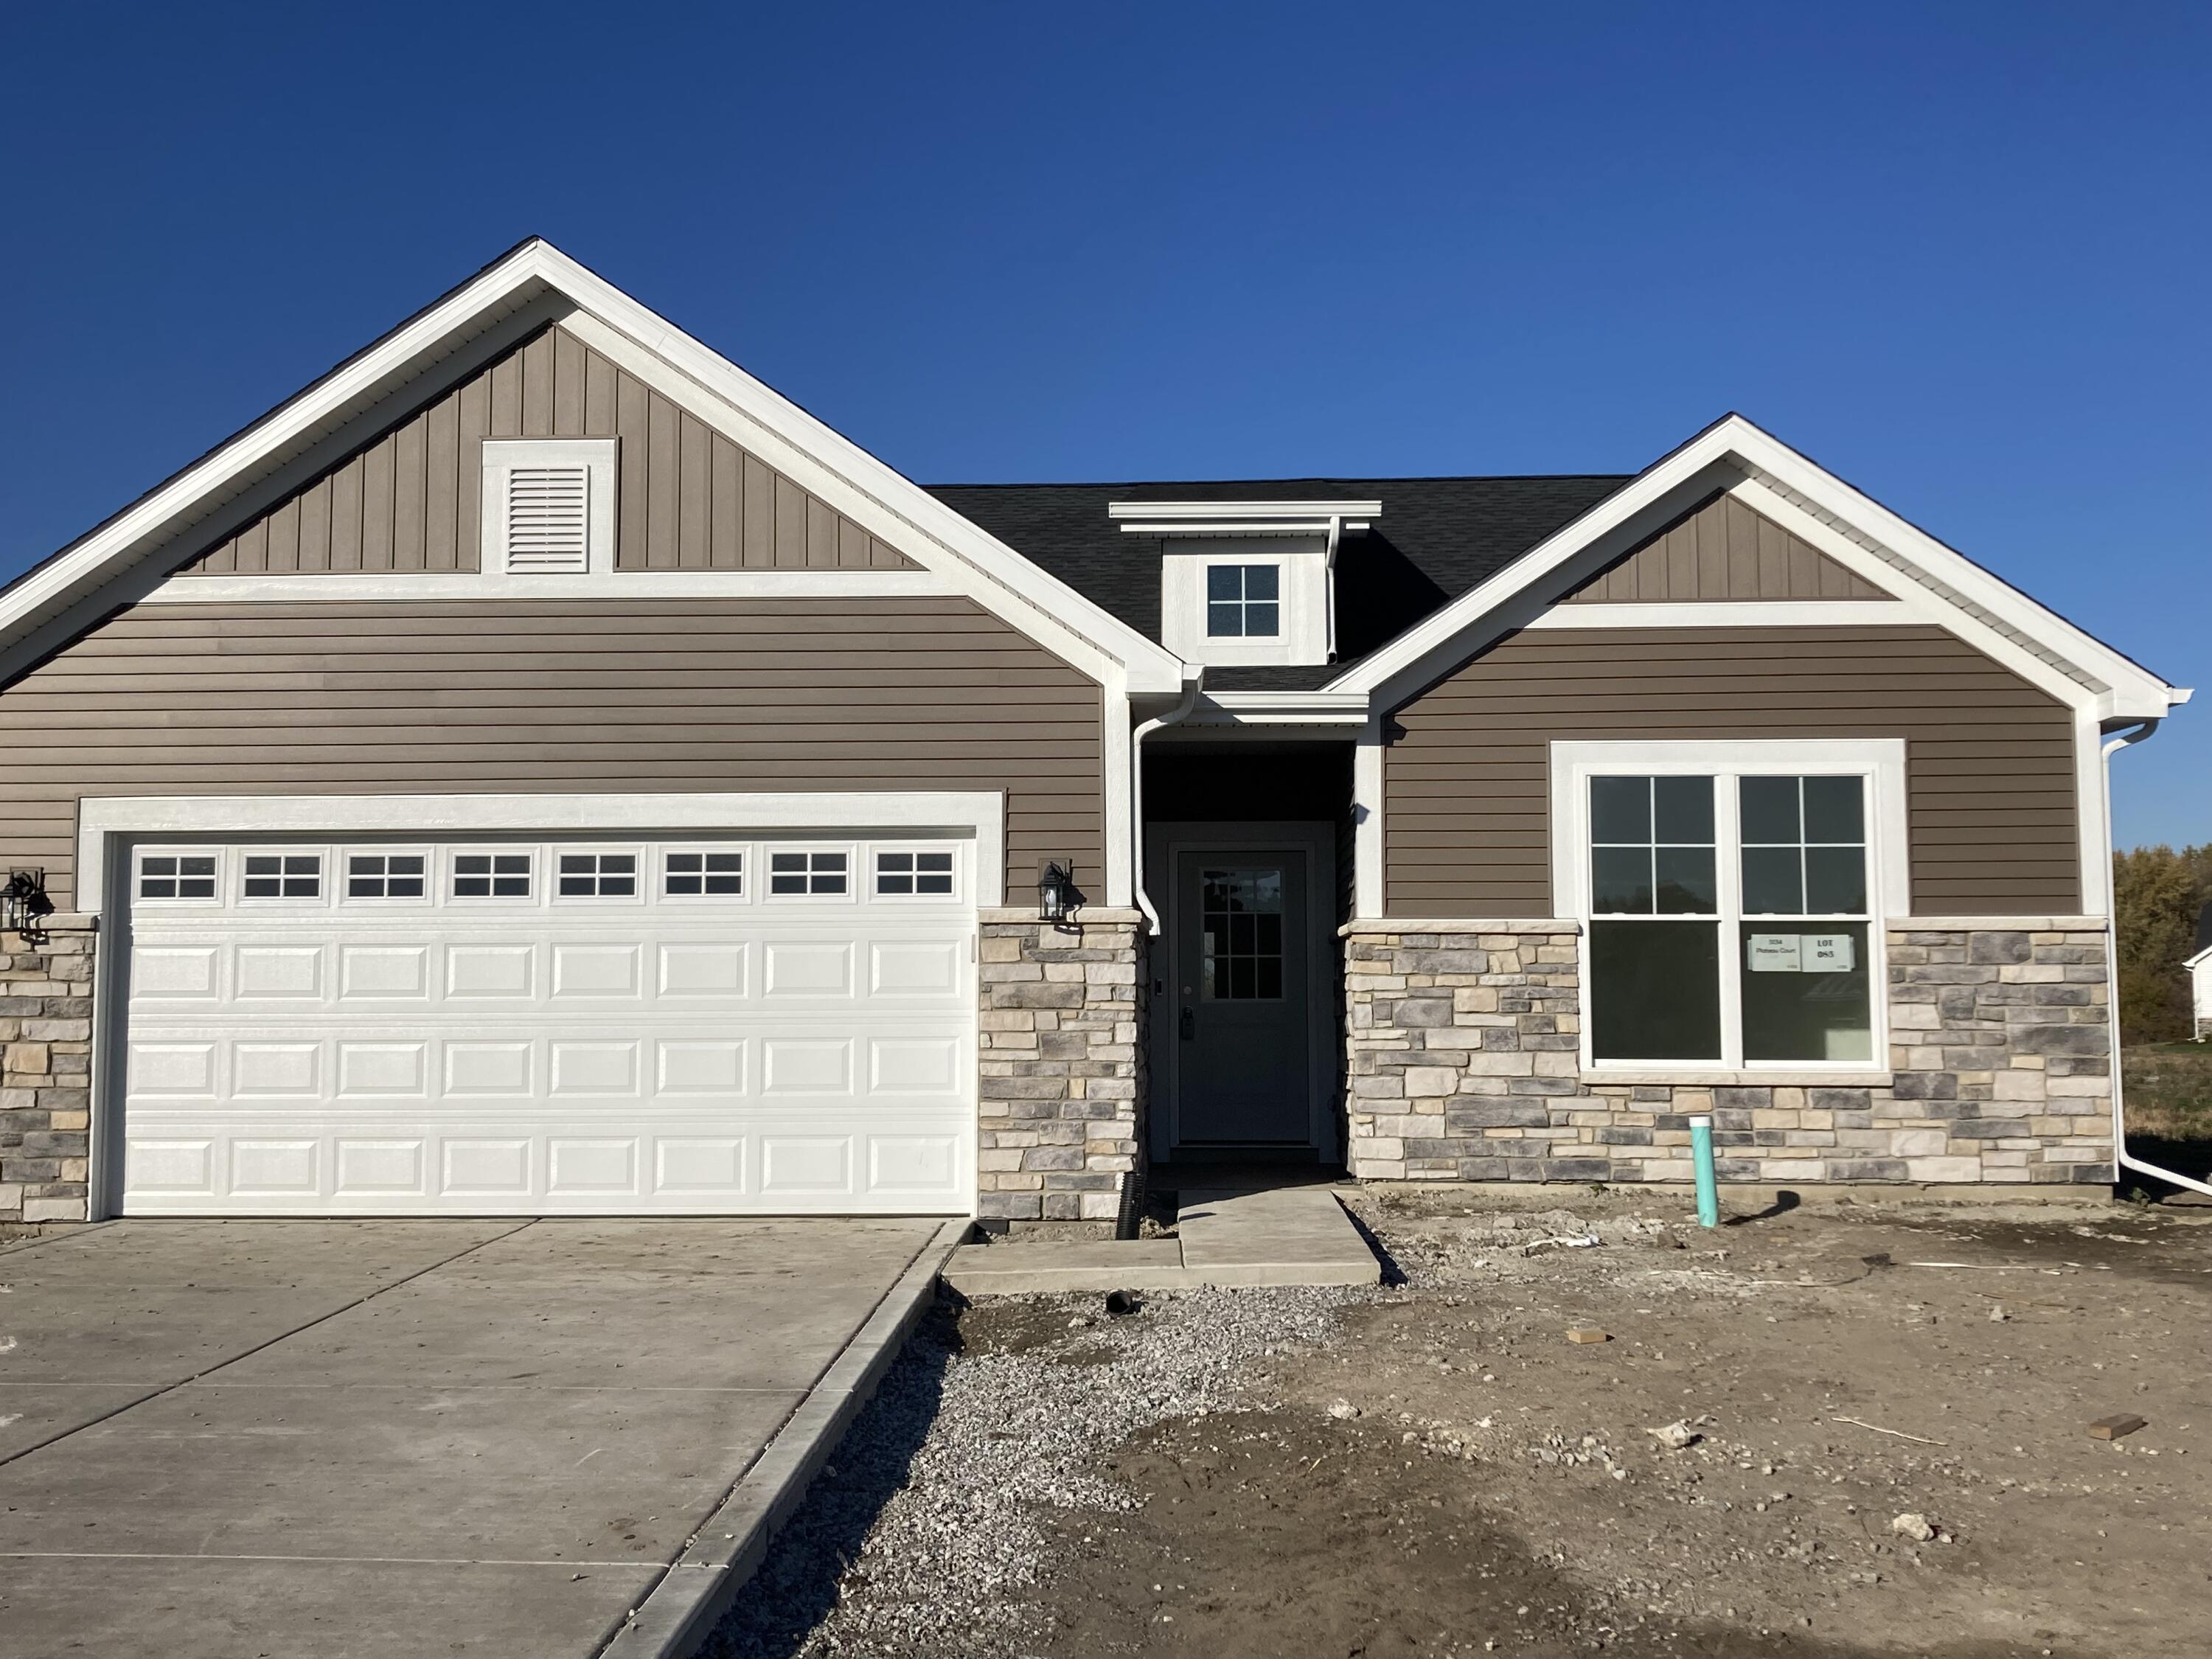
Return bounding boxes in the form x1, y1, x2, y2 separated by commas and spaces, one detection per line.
1200, 868, 1285, 999
1586, 771, 1875, 1065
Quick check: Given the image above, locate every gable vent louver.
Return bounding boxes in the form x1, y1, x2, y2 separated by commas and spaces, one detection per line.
503, 465, 591, 573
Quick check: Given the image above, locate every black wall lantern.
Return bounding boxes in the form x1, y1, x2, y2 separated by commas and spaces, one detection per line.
1037, 860, 1077, 923
2, 867, 53, 942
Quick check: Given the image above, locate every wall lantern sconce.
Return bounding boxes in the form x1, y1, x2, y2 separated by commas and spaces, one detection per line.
1038, 860, 1077, 924
2, 867, 53, 943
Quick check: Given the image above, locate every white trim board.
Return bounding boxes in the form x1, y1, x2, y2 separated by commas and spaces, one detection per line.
1335, 415, 2185, 723
140, 570, 958, 603
74, 790, 1007, 914
1527, 600, 1911, 630
0, 240, 1189, 698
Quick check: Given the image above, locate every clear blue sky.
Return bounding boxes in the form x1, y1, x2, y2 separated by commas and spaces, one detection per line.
4, 4, 2205, 847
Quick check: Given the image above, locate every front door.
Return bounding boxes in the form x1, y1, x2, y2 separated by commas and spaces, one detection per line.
1170, 850, 1312, 1146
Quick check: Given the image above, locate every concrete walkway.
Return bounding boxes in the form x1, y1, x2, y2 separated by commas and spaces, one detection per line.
0, 1216, 956, 1659
941, 1183, 1381, 1295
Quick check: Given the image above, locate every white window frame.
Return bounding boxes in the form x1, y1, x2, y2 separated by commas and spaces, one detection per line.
548, 844, 644, 905
131, 845, 226, 906
763, 844, 856, 902
659, 844, 751, 904
871, 843, 962, 902
338, 846, 434, 906
1551, 739, 1907, 1077
445, 844, 539, 906
479, 439, 618, 580
235, 846, 330, 907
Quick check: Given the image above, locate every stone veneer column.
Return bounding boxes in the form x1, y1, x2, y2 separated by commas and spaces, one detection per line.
1343, 919, 2112, 1187
975, 907, 1146, 1225
1, 917, 96, 1222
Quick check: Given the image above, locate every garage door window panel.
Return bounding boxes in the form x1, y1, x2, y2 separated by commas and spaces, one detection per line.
874, 848, 958, 899
344, 850, 430, 903
554, 849, 640, 902
663, 847, 747, 901
450, 849, 536, 902
240, 852, 325, 903
768, 849, 852, 900
136, 849, 222, 903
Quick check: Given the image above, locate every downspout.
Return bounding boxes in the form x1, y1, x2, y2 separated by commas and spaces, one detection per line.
1132, 672, 1203, 936
2101, 717, 2212, 1199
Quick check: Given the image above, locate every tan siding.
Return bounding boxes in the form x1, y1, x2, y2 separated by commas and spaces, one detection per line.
1565, 493, 1891, 602
178, 326, 922, 577
0, 597, 1100, 908
1383, 625, 2079, 915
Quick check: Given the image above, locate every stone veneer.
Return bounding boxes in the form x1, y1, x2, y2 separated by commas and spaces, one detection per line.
1, 916, 96, 1222
976, 908, 1146, 1225
1345, 918, 2113, 1186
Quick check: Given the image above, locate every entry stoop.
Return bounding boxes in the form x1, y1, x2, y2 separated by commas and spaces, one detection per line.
941, 1183, 1381, 1295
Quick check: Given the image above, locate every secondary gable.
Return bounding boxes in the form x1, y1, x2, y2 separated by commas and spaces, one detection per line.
1562, 491, 1890, 604
180, 324, 920, 577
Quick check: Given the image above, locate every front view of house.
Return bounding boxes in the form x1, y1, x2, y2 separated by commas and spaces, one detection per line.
0, 241, 2188, 1225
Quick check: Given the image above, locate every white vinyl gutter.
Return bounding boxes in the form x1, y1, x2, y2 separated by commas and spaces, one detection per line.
2101, 718, 2212, 1199
1130, 674, 1203, 936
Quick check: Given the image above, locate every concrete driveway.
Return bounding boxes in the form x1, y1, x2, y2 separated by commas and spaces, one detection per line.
0, 1217, 949, 1658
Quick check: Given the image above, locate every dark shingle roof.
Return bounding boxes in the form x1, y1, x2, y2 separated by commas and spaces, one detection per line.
924, 474, 1631, 689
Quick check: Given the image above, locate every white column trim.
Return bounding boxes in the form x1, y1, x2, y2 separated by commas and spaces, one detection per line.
1353, 723, 1385, 919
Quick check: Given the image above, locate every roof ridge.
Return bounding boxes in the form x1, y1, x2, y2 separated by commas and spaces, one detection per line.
925, 472, 1636, 490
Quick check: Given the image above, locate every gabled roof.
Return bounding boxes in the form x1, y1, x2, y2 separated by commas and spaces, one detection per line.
929, 473, 1627, 690
0, 239, 1189, 695
1332, 413, 2190, 722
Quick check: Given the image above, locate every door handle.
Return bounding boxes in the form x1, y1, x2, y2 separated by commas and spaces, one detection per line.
1179, 1006, 1194, 1041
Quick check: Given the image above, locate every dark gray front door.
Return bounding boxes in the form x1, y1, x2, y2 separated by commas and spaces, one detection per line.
1172, 851, 1312, 1145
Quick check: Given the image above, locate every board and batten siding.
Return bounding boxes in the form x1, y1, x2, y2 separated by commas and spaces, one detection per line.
0, 597, 1099, 908
1565, 492, 1891, 603
1384, 625, 2079, 915
181, 325, 919, 576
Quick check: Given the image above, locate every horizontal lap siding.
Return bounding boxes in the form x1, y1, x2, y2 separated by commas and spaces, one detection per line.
1384, 625, 2078, 915
182, 327, 917, 575
0, 597, 1100, 907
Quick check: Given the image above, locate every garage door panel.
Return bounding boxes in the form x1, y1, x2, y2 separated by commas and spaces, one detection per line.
118, 833, 976, 1216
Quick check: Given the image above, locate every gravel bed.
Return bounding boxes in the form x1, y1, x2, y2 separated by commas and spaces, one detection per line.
702, 1283, 1360, 1659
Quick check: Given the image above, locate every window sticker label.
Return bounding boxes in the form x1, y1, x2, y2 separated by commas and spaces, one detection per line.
1746, 933, 1802, 973
1802, 933, 1855, 972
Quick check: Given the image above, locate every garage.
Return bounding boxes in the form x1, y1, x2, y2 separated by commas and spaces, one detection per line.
110, 830, 977, 1215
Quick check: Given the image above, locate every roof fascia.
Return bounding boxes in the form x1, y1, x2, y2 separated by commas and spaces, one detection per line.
1331, 414, 2185, 722
524, 246, 1187, 694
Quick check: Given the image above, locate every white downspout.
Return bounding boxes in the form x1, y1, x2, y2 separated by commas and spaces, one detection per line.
2101, 717, 2212, 1198
1131, 673, 1203, 936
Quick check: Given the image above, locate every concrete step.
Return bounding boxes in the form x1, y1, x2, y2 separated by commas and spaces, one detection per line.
941, 1183, 1380, 1296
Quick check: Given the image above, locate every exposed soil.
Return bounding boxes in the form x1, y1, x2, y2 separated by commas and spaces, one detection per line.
713, 1191, 2212, 1658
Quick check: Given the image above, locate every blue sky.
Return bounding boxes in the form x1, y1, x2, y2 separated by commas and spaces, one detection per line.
4, 3, 2206, 846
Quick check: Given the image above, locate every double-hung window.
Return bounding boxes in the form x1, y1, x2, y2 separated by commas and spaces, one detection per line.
1559, 742, 1899, 1071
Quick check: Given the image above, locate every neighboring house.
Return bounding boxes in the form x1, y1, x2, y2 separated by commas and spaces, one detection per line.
0, 240, 2191, 1226
2190, 903, 2212, 1041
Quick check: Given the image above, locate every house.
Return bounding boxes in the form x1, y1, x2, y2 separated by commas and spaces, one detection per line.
2189, 904, 2212, 1041
0, 240, 2190, 1227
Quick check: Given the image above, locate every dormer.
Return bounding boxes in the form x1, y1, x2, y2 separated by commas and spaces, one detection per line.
1107, 498, 1380, 669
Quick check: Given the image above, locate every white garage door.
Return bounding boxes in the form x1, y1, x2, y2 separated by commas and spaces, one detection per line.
115, 833, 975, 1214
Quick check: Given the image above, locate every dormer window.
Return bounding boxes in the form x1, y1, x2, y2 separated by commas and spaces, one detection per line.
480, 439, 619, 578
1206, 564, 1280, 637
1110, 498, 1379, 669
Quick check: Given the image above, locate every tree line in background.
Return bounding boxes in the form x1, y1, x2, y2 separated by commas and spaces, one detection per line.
2114, 844, 2212, 1046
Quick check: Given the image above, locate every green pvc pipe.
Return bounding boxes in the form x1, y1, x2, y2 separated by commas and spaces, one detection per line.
1688, 1113, 1720, 1228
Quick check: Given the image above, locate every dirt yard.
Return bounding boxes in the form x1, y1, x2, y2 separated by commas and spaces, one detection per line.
707, 1189, 2212, 1658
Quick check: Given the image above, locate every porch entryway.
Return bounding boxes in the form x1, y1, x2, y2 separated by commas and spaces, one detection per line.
1143, 740, 1351, 1164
